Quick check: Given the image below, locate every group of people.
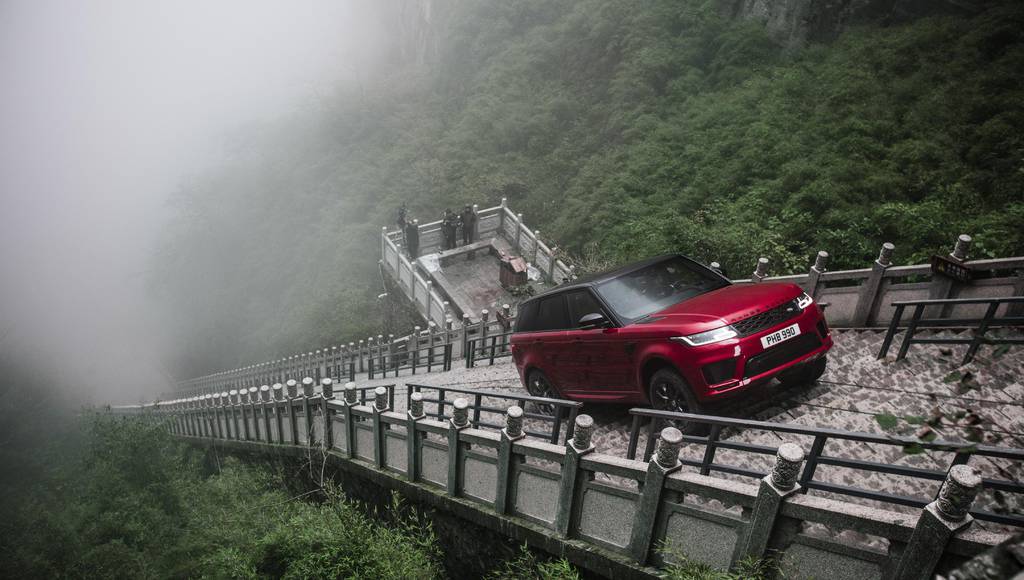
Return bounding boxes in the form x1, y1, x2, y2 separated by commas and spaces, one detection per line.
442, 206, 477, 249
396, 203, 477, 258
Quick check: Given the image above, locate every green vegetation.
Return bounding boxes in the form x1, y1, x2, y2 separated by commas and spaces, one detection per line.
1, 410, 776, 579
484, 544, 580, 580
0, 414, 443, 579
663, 557, 774, 580
664, 554, 779, 580
656, 540, 781, 580
483, 542, 780, 580
153, 0, 1024, 376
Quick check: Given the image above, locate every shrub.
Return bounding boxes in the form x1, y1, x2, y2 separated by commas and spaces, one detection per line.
0, 414, 442, 579
485, 544, 580, 580
661, 544, 780, 580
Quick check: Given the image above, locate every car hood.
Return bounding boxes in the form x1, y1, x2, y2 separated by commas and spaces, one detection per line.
642, 283, 802, 331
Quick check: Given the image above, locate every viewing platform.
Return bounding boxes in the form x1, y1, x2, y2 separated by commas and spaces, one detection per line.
380, 198, 572, 326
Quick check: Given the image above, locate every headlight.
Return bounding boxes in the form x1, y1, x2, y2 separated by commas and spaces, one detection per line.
671, 325, 738, 347
797, 292, 814, 310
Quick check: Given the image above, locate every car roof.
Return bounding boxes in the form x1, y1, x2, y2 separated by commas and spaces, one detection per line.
528, 253, 685, 300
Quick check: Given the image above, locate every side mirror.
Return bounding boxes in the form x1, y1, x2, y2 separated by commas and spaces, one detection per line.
578, 312, 608, 330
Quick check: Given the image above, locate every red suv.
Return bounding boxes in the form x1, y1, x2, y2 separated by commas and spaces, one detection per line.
510, 254, 832, 426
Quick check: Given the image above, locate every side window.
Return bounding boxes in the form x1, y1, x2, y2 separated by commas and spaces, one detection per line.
533, 294, 569, 331
566, 290, 607, 328
514, 300, 539, 332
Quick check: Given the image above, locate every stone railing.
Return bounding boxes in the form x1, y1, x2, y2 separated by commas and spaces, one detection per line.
381, 228, 451, 328
730, 235, 1024, 328
116, 387, 1007, 580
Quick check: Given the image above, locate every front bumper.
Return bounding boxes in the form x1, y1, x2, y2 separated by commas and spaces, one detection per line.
677, 305, 832, 401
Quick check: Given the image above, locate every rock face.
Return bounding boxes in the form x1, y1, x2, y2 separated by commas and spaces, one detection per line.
719, 0, 984, 46
383, 0, 460, 67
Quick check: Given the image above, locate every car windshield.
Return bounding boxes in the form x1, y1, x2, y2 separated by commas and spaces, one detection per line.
595, 257, 728, 322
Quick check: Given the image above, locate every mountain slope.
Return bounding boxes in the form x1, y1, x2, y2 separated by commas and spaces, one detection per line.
153, 0, 1024, 378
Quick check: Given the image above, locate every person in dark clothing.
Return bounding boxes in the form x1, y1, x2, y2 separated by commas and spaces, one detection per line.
442, 209, 457, 250
454, 212, 464, 247
439, 210, 448, 250
405, 219, 419, 258
397, 203, 408, 247
397, 203, 407, 231
460, 205, 476, 245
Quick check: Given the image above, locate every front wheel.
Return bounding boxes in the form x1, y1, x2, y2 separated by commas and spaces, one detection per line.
648, 368, 706, 435
777, 356, 827, 387
525, 369, 557, 416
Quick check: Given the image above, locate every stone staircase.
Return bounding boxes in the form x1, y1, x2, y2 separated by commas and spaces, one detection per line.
352, 328, 1024, 534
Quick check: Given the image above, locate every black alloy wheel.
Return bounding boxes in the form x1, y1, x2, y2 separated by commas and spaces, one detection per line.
525, 370, 557, 416
648, 367, 706, 435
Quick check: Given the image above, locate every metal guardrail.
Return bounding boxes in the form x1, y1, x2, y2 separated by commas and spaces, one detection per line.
466, 331, 514, 368
334, 362, 358, 383
626, 408, 1024, 526
368, 342, 453, 379
406, 383, 581, 444
877, 296, 1024, 365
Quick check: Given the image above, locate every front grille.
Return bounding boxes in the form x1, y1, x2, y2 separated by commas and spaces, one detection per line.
732, 298, 802, 337
702, 358, 737, 385
743, 333, 822, 378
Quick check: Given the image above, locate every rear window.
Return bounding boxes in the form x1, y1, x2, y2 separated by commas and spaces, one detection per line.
515, 293, 568, 332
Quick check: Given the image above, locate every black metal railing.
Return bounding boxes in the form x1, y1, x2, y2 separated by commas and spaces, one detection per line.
368, 342, 453, 379
466, 331, 514, 368
626, 408, 1024, 526
347, 384, 397, 409
877, 296, 1024, 365
406, 383, 581, 444
329, 362, 357, 384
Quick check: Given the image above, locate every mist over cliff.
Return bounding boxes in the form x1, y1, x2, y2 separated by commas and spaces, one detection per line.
0, 0, 400, 402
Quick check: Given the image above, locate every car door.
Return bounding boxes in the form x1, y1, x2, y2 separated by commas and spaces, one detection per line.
560, 289, 598, 393
523, 293, 573, 393
564, 289, 632, 397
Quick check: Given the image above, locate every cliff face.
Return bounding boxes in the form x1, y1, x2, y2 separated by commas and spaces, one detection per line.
720, 0, 983, 46
377, 0, 453, 67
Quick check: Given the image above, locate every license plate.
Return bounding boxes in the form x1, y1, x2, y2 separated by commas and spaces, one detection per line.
760, 323, 801, 349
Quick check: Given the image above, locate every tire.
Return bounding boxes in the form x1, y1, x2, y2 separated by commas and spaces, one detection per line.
777, 356, 827, 387
648, 367, 707, 435
525, 369, 557, 416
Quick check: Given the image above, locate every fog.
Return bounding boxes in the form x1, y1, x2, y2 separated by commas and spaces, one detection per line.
0, 1, 390, 403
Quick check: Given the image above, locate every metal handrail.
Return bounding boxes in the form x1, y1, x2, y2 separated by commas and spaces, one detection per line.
466, 331, 514, 368
626, 407, 1024, 527
406, 383, 581, 444
889, 297, 1024, 306
877, 296, 1024, 364
368, 342, 453, 379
